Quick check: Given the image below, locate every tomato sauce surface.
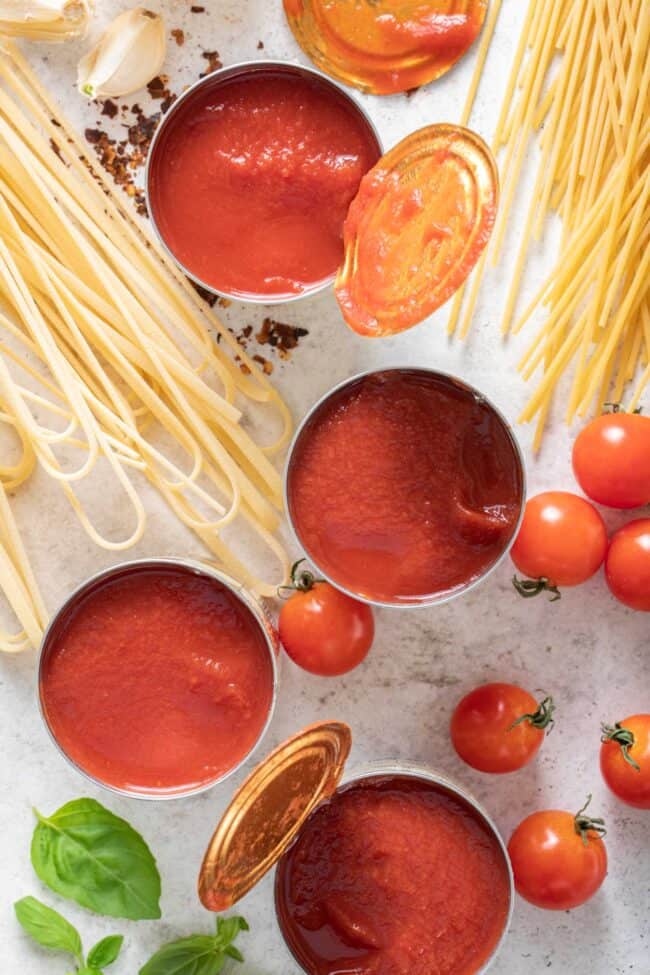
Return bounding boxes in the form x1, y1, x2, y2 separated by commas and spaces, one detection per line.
148, 70, 380, 298
276, 775, 511, 975
40, 566, 274, 795
287, 370, 524, 604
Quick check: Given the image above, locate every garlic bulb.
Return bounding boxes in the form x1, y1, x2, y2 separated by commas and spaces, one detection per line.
78, 7, 166, 99
0, 0, 93, 41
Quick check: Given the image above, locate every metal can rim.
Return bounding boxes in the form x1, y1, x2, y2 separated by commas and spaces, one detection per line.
144, 58, 384, 307
36, 556, 280, 802
283, 364, 528, 609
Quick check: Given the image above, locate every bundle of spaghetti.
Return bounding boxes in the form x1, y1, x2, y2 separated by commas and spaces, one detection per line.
448, 0, 649, 447
0, 40, 293, 648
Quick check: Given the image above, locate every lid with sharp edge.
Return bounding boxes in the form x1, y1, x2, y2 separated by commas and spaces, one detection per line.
198, 721, 352, 911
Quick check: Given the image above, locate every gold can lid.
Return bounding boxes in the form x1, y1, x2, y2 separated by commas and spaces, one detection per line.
198, 721, 352, 911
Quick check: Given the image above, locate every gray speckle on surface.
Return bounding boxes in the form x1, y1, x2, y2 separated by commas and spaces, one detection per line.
0, 3, 648, 975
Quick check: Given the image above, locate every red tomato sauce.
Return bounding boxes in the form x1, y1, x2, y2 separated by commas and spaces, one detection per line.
276, 775, 511, 975
147, 69, 381, 299
287, 370, 524, 604
40, 566, 274, 795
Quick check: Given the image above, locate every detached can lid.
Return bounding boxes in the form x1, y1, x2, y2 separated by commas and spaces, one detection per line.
335, 124, 498, 338
198, 721, 352, 911
283, 1, 488, 96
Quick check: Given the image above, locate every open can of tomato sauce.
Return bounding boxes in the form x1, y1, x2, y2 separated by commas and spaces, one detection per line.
199, 721, 514, 974
37, 558, 279, 800
145, 60, 383, 305
284, 366, 526, 608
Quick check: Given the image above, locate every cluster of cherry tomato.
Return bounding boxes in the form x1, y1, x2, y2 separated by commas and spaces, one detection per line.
511, 409, 650, 610
450, 682, 649, 910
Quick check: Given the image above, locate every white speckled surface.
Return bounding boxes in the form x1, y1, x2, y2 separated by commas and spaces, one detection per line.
1, 3, 648, 974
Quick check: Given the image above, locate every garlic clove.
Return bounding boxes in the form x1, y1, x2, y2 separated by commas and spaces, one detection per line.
0, 0, 93, 40
78, 7, 166, 99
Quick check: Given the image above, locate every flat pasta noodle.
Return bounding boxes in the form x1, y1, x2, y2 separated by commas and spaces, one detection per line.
447, 0, 648, 444
0, 41, 294, 650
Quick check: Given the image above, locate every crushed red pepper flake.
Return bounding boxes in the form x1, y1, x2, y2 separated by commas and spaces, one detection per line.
171, 28, 185, 46
256, 318, 309, 356
84, 102, 161, 215
101, 99, 119, 119
49, 138, 65, 162
191, 281, 218, 307
253, 354, 273, 375
200, 51, 223, 76
191, 4, 205, 10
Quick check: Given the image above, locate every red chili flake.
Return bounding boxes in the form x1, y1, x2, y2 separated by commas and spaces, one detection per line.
147, 76, 167, 99
253, 354, 273, 375
191, 281, 218, 307
256, 318, 309, 356
191, 5, 205, 11
200, 51, 223, 76
171, 28, 185, 46
49, 138, 65, 162
101, 99, 119, 119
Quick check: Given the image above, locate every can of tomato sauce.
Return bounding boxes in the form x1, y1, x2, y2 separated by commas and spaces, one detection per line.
199, 722, 514, 975
38, 558, 279, 800
145, 60, 382, 305
284, 367, 526, 608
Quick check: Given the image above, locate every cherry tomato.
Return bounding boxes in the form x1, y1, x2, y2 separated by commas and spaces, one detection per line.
511, 491, 608, 594
508, 798, 608, 910
573, 412, 650, 509
600, 715, 650, 809
605, 519, 650, 612
450, 683, 554, 774
279, 561, 374, 676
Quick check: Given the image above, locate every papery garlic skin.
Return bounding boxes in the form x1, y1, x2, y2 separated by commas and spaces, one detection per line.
0, 0, 93, 41
78, 7, 166, 99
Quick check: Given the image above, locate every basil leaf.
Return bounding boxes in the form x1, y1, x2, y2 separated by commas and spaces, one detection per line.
139, 935, 225, 975
87, 934, 124, 968
14, 896, 82, 960
216, 916, 248, 947
224, 945, 244, 962
31, 799, 161, 920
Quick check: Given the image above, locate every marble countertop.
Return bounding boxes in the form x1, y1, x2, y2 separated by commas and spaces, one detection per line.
1, 3, 648, 974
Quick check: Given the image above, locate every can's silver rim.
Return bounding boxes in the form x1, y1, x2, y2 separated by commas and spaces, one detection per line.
37, 557, 279, 802
144, 59, 383, 307
283, 365, 527, 609
275, 760, 514, 975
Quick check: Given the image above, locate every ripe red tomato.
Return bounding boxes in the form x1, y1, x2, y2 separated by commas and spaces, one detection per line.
450, 683, 554, 773
573, 412, 650, 509
508, 798, 608, 910
600, 715, 650, 809
511, 491, 607, 594
279, 562, 374, 676
605, 519, 650, 611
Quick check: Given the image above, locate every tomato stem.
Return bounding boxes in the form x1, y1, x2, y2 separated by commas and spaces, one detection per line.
601, 722, 640, 771
509, 695, 555, 733
512, 575, 561, 602
277, 558, 325, 598
574, 794, 607, 847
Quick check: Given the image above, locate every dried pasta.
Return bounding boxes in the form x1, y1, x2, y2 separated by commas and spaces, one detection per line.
449, 0, 649, 447
0, 40, 293, 650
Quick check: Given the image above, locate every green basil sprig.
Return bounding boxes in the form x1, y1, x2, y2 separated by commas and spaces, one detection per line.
14, 896, 123, 973
31, 798, 161, 920
140, 916, 249, 975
